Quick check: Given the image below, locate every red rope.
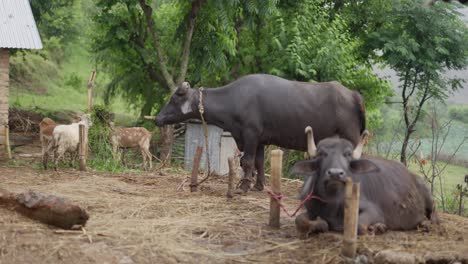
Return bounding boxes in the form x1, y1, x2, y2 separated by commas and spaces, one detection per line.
266, 188, 326, 218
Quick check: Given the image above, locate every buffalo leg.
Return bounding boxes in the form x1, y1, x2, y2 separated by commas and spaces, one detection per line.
295, 213, 329, 239
236, 135, 258, 193
357, 202, 385, 235
253, 145, 265, 191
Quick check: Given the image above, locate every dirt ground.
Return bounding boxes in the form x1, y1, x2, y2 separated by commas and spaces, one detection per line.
1, 143, 468, 264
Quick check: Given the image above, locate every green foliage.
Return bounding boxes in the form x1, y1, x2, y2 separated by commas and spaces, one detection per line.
64, 73, 84, 90
264, 1, 392, 129
369, 0, 468, 100
91, 0, 170, 116
449, 106, 468, 124
30, 0, 79, 55
88, 105, 125, 172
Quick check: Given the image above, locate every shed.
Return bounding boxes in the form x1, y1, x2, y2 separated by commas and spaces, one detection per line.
0, 0, 43, 144
172, 120, 240, 176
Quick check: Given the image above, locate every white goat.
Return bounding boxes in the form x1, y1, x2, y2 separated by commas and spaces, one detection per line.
109, 122, 154, 170
52, 114, 93, 171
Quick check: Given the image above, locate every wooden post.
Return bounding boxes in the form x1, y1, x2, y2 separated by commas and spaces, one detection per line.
5, 125, 11, 159
269, 149, 283, 229
226, 157, 235, 198
190, 146, 203, 192
79, 124, 86, 171
87, 70, 96, 113
342, 177, 360, 259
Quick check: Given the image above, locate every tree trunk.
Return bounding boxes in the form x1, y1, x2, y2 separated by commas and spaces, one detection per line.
400, 127, 412, 166
159, 125, 174, 164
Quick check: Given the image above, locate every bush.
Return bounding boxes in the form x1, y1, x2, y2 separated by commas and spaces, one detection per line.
87, 105, 123, 171
64, 72, 83, 90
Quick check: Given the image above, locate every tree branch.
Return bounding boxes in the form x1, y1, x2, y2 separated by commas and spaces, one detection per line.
175, 0, 206, 85
138, 0, 176, 90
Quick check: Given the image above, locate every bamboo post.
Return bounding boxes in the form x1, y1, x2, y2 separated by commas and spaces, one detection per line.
226, 157, 236, 198
5, 125, 11, 159
78, 124, 86, 171
190, 146, 203, 192
87, 70, 96, 113
269, 149, 283, 229
342, 177, 360, 259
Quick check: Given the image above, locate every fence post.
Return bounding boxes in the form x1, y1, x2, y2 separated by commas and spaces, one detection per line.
87, 70, 96, 113
269, 149, 283, 229
342, 177, 360, 259
4, 125, 11, 159
190, 146, 203, 192
79, 124, 86, 171
226, 157, 235, 198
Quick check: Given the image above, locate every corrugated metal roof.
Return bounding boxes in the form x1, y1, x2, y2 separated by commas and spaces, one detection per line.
0, 0, 42, 49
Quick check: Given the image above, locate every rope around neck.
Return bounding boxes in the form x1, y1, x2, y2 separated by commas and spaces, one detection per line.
196, 87, 211, 186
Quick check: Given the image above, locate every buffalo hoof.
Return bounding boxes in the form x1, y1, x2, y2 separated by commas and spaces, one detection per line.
235, 178, 252, 194
295, 214, 328, 239
253, 182, 264, 191
368, 223, 387, 235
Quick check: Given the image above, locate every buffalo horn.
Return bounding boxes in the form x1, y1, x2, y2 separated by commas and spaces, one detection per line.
305, 126, 317, 158
352, 130, 369, 159
177, 81, 190, 95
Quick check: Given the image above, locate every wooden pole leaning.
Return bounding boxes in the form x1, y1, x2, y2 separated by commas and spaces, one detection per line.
5, 125, 11, 159
78, 124, 87, 171
342, 177, 360, 259
226, 157, 236, 199
190, 146, 203, 192
87, 70, 96, 113
269, 149, 283, 229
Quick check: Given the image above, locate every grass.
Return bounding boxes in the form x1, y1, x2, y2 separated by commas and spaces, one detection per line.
10, 41, 139, 126
408, 161, 467, 191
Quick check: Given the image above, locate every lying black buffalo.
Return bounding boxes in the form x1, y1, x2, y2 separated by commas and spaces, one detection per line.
292, 128, 438, 236
154, 74, 366, 193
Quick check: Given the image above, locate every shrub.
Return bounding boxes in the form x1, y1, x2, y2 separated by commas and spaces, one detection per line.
64, 73, 83, 90
87, 105, 123, 171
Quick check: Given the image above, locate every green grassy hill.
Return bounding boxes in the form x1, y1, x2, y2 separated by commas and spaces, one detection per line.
10, 43, 138, 126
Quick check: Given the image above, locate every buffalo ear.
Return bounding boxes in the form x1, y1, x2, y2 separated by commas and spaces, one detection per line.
350, 159, 379, 174
290, 160, 319, 176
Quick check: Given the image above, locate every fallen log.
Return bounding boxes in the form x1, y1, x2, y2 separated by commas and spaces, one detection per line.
0, 188, 89, 229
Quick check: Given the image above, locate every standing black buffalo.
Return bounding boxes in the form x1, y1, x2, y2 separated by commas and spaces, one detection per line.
154, 74, 366, 193
291, 128, 438, 237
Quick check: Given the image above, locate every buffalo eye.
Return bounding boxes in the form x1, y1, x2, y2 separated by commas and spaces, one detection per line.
344, 150, 352, 158
318, 150, 327, 157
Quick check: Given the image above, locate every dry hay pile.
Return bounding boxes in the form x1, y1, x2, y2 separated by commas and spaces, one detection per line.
0, 162, 468, 264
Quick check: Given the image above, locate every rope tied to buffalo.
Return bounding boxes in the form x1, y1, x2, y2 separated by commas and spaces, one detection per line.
196, 87, 211, 186
266, 188, 326, 218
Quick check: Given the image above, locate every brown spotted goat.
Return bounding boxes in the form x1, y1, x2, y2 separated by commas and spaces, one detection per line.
110, 123, 155, 170
39, 118, 57, 169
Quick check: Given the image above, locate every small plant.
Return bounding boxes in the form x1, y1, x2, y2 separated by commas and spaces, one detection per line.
64, 72, 83, 90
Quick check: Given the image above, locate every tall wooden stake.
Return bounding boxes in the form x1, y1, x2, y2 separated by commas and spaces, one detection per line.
87, 70, 96, 113
5, 125, 11, 159
78, 124, 86, 171
269, 149, 283, 229
190, 146, 203, 192
342, 177, 360, 259
226, 157, 236, 198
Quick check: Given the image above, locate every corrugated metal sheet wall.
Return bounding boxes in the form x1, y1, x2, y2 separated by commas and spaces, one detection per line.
0, 0, 43, 49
